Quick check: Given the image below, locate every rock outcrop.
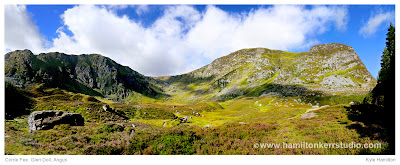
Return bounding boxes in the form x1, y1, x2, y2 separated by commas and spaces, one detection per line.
179, 116, 189, 123
28, 111, 84, 132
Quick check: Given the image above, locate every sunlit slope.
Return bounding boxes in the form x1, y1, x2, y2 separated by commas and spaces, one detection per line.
156, 43, 376, 103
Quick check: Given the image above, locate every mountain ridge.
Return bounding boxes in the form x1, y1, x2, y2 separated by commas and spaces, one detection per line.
5, 49, 163, 101
5, 43, 376, 103
154, 43, 376, 102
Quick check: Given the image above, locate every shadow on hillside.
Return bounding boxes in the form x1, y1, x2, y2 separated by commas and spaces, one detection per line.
244, 83, 326, 98
62, 79, 104, 97
190, 88, 211, 95
239, 83, 326, 101
345, 104, 395, 154
209, 83, 328, 101
107, 108, 129, 120
164, 74, 215, 86
5, 82, 35, 120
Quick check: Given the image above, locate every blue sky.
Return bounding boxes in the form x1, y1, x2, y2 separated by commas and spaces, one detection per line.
5, 5, 395, 77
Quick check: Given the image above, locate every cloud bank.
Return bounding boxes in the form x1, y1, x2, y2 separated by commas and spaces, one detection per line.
5, 5, 46, 53
5, 5, 348, 76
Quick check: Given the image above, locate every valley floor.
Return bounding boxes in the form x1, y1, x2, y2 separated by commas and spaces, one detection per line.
5, 89, 390, 155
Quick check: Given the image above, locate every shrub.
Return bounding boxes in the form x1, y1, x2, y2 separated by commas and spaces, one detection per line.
97, 123, 125, 133
40, 94, 71, 102
53, 124, 71, 130
135, 107, 176, 119
83, 96, 101, 103
70, 95, 84, 101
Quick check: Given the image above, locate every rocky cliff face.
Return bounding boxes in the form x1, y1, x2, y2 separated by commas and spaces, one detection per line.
157, 43, 376, 102
274, 43, 376, 93
5, 50, 162, 100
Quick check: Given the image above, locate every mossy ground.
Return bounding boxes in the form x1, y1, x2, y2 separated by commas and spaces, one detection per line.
4, 88, 389, 155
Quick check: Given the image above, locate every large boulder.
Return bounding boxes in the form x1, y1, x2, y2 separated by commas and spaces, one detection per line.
28, 111, 84, 133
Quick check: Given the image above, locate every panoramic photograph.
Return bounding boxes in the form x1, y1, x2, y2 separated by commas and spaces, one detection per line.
3, 4, 396, 156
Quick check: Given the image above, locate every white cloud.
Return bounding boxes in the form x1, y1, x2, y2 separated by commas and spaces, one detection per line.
50, 5, 200, 76
4, 5, 46, 53
359, 11, 394, 37
5, 5, 349, 76
186, 5, 348, 60
135, 5, 149, 15
106, 5, 129, 11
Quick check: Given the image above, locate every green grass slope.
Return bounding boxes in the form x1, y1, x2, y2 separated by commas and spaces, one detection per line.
5, 91, 389, 154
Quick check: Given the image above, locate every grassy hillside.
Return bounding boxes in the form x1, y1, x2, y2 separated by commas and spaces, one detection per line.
155, 43, 376, 103
5, 43, 388, 155
5, 89, 389, 154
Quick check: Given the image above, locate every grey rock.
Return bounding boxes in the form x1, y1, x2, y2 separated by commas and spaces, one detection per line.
321, 105, 330, 108
103, 105, 111, 111
301, 112, 318, 119
130, 129, 135, 137
192, 111, 201, 117
179, 116, 188, 123
321, 75, 356, 87
204, 124, 212, 128
28, 110, 84, 133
